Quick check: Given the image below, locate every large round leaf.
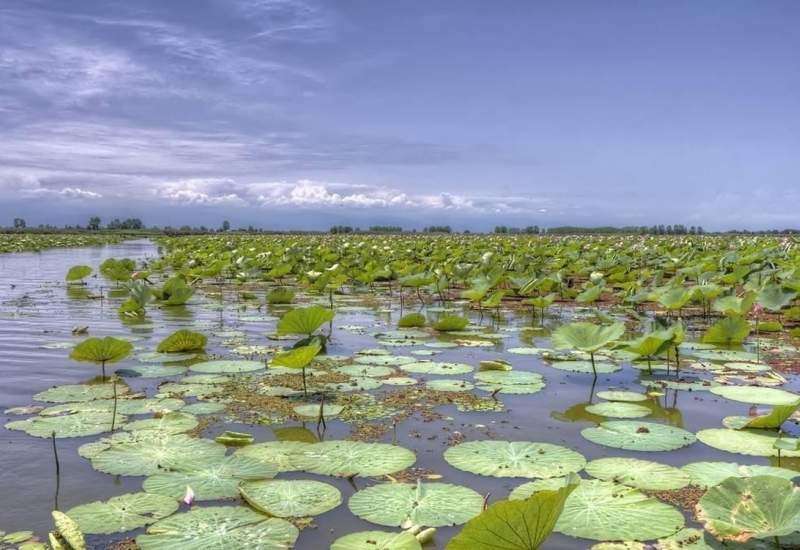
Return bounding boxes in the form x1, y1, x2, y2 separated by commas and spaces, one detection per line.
6, 411, 126, 438
33, 383, 129, 403
136, 506, 299, 550
444, 441, 586, 479
144, 454, 276, 500
189, 360, 264, 374
474, 371, 545, 394
330, 531, 421, 550
70, 337, 133, 364
709, 385, 800, 406
555, 480, 684, 541
277, 306, 334, 335
293, 441, 416, 477
547, 360, 620, 374
240, 479, 341, 517
682, 461, 799, 489
90, 434, 226, 476
696, 476, 800, 542
584, 402, 651, 419
595, 391, 648, 402
581, 421, 696, 451
156, 330, 207, 353
123, 412, 198, 435
696, 429, 800, 457
399, 361, 473, 375
234, 441, 312, 472
66, 493, 178, 535
585, 458, 689, 490
348, 481, 483, 527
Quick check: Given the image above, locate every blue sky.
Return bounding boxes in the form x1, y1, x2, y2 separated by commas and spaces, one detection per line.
1, 0, 798, 230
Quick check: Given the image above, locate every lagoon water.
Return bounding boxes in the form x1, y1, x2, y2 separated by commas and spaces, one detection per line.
0, 239, 792, 548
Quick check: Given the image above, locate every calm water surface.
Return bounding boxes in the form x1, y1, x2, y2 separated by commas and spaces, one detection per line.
0, 239, 795, 549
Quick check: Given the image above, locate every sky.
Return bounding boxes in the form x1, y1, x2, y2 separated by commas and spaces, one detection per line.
1, 0, 798, 231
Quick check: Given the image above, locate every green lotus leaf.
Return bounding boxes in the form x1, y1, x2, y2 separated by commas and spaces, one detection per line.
433, 315, 470, 332
90, 434, 227, 476
585, 458, 689, 490
348, 481, 483, 527
240, 479, 342, 517
702, 316, 750, 345
277, 306, 335, 336
400, 361, 473, 375
446, 475, 579, 550
383, 376, 419, 386
156, 330, 207, 353
70, 336, 133, 364
39, 398, 181, 416
66, 265, 92, 282
722, 400, 800, 429
123, 412, 198, 435
138, 351, 199, 363
353, 355, 415, 366
547, 360, 620, 374
474, 370, 545, 394
444, 441, 586, 479
33, 383, 129, 403
555, 480, 684, 541
270, 341, 321, 370
398, 312, 426, 328
136, 506, 299, 550
293, 440, 416, 477
6, 410, 126, 438
552, 322, 625, 354
756, 285, 797, 312
509, 477, 574, 500
336, 364, 395, 377
595, 391, 648, 402
697, 428, 800, 457
331, 530, 422, 550
267, 287, 295, 304
426, 379, 475, 392
292, 403, 344, 417
581, 421, 696, 451
234, 441, 312, 471
721, 361, 771, 373
696, 476, 800, 542
710, 385, 799, 405
215, 430, 255, 446
52, 510, 86, 550
584, 402, 651, 419
681, 461, 799, 489
189, 359, 264, 374
508, 347, 547, 355
66, 492, 179, 535
478, 359, 513, 371
180, 402, 226, 415
144, 454, 276, 500
118, 365, 187, 378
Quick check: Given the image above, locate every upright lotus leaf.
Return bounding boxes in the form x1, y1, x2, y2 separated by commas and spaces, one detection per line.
757, 285, 797, 312
702, 316, 750, 345
100, 258, 135, 283
398, 312, 426, 328
445, 475, 579, 550
270, 341, 322, 370
240, 479, 342, 517
585, 458, 689, 490
65, 493, 179, 535
293, 440, 416, 477
158, 276, 193, 306
576, 284, 603, 304
444, 441, 586, 479
90, 434, 227, 476
622, 328, 674, 368
66, 265, 92, 282
433, 315, 470, 332
266, 287, 295, 304
581, 421, 696, 452
710, 386, 799, 406
136, 506, 299, 550
52, 511, 86, 550
331, 531, 422, 550
156, 330, 207, 353
552, 322, 625, 376
348, 481, 483, 527
70, 337, 133, 373
555, 480, 685, 541
712, 292, 756, 317
682, 461, 799, 489
277, 306, 335, 336
657, 287, 692, 311
696, 428, 800, 457
723, 400, 800, 430
696, 476, 800, 543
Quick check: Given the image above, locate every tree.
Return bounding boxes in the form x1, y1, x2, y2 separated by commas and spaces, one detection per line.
88, 216, 101, 230
13, 218, 26, 229
221, 220, 231, 232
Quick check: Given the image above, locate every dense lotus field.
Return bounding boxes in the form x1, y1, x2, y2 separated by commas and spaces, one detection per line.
0, 234, 127, 254
4, 233, 800, 549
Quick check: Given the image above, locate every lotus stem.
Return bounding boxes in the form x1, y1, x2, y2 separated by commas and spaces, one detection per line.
317, 394, 326, 431
301, 367, 307, 397
52, 431, 60, 510
111, 377, 118, 432
590, 352, 598, 378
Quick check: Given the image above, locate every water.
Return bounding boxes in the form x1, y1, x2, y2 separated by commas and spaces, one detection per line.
0, 239, 794, 549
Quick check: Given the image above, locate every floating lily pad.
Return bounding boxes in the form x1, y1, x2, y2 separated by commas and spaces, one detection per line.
723, 362, 772, 373
293, 403, 344, 418
189, 360, 264, 374
293, 441, 416, 477
426, 379, 475, 392
681, 461, 800, 489
581, 421, 696, 451
555, 480, 685, 541
474, 370, 545, 394
400, 361, 474, 375
696, 429, 800, 457
382, 377, 418, 386
444, 441, 586, 479
240, 479, 342, 517
66, 492, 178, 535
234, 441, 311, 472
709, 386, 800, 406
596, 391, 648, 402
180, 402, 225, 415
584, 402, 651, 419
330, 531, 422, 550
40, 398, 184, 417
6, 411, 126, 438
33, 384, 129, 403
144, 454, 277, 501
348, 481, 483, 527
117, 365, 187, 378
353, 355, 414, 367
90, 434, 226, 476
136, 506, 299, 550
123, 412, 198, 435
335, 365, 395, 377
547, 360, 620, 374
509, 477, 572, 500
585, 458, 689, 490
508, 347, 547, 355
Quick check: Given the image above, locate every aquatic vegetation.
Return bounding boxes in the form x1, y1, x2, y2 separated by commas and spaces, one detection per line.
552, 322, 625, 376
69, 336, 133, 377
240, 479, 342, 517
65, 493, 178, 535
156, 329, 207, 353
444, 441, 585, 479
65, 265, 92, 283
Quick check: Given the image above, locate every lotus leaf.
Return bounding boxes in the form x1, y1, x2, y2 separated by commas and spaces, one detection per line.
66, 492, 178, 535
585, 458, 689, 490
595, 391, 648, 402
444, 441, 586, 479
581, 421, 696, 451
70, 336, 133, 364
584, 402, 651, 418
156, 330, 207, 353
697, 428, 800, 457
240, 479, 342, 517
90, 433, 226, 476
293, 440, 416, 477
681, 461, 799, 489
189, 359, 264, 374
277, 306, 334, 335
6, 410, 126, 438
710, 385, 799, 405
330, 531, 422, 550
400, 361, 473, 375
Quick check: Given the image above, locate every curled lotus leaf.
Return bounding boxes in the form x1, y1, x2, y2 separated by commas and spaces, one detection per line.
52, 511, 86, 550
581, 421, 696, 452
136, 506, 299, 550
348, 481, 483, 527
444, 440, 586, 479
585, 458, 689, 490
240, 479, 342, 517
66, 492, 179, 535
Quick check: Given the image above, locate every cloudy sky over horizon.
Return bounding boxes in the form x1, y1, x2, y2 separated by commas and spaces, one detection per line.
1, 0, 798, 230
